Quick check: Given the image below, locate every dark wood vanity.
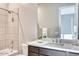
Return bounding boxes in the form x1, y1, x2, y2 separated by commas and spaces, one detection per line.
28, 45, 79, 56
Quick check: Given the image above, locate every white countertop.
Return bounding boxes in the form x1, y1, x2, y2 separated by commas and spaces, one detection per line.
28, 39, 79, 54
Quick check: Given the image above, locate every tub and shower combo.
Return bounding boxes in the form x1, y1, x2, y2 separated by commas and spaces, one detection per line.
0, 7, 27, 56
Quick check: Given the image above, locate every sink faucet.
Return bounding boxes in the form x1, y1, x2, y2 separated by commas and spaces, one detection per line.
52, 38, 61, 44
56, 38, 61, 44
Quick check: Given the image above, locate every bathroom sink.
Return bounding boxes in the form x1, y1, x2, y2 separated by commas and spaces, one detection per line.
44, 43, 79, 51
44, 43, 73, 49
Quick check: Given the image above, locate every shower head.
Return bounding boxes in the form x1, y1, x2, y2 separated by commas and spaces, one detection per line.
8, 11, 11, 14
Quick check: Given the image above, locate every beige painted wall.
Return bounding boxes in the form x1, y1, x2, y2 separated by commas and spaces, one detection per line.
18, 3, 38, 43
38, 3, 75, 38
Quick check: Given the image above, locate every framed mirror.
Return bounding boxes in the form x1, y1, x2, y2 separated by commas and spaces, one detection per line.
37, 3, 78, 40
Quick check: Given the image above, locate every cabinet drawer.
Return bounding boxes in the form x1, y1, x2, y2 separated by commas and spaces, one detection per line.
28, 52, 39, 56
69, 52, 79, 56
28, 46, 39, 53
39, 48, 66, 56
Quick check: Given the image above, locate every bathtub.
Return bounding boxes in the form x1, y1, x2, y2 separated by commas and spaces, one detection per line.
0, 48, 18, 56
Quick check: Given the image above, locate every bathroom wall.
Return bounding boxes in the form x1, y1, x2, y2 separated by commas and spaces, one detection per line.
18, 4, 38, 42
0, 3, 9, 9
38, 3, 75, 38
18, 4, 38, 53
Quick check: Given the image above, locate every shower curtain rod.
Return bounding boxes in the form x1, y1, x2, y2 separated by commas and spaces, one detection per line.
0, 8, 18, 15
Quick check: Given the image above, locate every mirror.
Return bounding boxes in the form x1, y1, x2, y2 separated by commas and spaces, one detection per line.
37, 3, 78, 40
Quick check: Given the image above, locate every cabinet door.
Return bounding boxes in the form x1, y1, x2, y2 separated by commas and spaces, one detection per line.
28, 52, 39, 56
69, 52, 79, 56
28, 46, 39, 53
39, 48, 66, 56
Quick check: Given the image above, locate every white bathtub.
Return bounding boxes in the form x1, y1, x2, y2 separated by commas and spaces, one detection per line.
0, 48, 18, 56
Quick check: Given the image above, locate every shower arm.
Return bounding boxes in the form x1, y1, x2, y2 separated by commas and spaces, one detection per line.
0, 8, 18, 15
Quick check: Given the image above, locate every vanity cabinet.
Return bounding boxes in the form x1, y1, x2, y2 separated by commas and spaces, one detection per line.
28, 45, 66, 56
39, 48, 66, 56
28, 46, 39, 56
28, 45, 79, 56
28, 52, 39, 56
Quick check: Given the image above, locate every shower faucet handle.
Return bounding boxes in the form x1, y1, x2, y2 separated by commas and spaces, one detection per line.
11, 40, 14, 44
10, 40, 14, 50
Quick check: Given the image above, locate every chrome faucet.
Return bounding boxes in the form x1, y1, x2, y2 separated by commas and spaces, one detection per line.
52, 38, 61, 44
56, 38, 61, 44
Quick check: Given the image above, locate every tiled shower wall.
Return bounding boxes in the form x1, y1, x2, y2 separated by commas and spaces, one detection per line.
0, 4, 19, 51
7, 9, 19, 50
0, 4, 38, 54
0, 9, 8, 50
